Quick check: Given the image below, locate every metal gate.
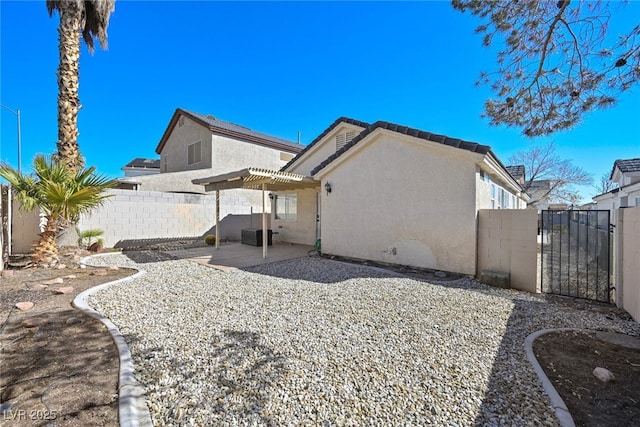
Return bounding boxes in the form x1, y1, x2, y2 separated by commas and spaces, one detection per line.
540, 210, 612, 302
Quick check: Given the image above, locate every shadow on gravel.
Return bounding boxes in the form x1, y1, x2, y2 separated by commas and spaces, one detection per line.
135, 329, 286, 424
472, 295, 637, 426
122, 250, 181, 264
241, 256, 405, 284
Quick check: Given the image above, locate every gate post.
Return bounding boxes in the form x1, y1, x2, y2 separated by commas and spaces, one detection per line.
614, 208, 623, 308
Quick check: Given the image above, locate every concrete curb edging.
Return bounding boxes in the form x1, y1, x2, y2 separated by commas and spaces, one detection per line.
74, 253, 153, 427
524, 328, 580, 427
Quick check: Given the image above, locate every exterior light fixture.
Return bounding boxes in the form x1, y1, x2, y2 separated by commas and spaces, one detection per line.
268, 193, 274, 200
324, 182, 332, 194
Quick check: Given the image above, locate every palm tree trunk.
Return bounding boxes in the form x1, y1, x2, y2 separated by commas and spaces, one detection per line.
56, 1, 82, 174
32, 214, 59, 266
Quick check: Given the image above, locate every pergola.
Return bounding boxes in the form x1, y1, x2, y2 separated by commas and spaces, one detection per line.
192, 167, 319, 258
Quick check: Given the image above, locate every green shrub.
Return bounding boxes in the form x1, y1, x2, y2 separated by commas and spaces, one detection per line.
204, 234, 216, 245
77, 228, 104, 248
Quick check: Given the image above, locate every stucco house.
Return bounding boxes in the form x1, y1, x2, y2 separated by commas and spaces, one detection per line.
111, 108, 304, 240
121, 158, 160, 177
594, 158, 640, 217
194, 117, 528, 275
118, 108, 302, 193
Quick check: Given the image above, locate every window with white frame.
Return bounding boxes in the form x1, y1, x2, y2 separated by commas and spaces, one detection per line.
491, 183, 496, 209
502, 189, 510, 209
274, 194, 297, 221
188, 141, 202, 165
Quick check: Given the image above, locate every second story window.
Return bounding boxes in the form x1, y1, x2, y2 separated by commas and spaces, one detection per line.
188, 141, 202, 165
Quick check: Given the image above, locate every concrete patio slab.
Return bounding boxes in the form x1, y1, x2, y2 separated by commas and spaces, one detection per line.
165, 242, 315, 271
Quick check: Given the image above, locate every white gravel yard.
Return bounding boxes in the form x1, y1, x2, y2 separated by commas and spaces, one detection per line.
88, 253, 640, 426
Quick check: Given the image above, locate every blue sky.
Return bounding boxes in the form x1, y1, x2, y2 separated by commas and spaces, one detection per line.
1, 1, 638, 202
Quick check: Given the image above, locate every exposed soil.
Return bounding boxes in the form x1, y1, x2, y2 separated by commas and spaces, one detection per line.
533, 329, 640, 427
1, 248, 135, 426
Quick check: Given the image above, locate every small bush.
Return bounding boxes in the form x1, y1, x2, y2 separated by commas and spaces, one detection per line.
77, 228, 104, 249
204, 234, 216, 245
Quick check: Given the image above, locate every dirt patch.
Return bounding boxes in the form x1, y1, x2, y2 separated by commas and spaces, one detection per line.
533, 329, 640, 427
1, 249, 135, 426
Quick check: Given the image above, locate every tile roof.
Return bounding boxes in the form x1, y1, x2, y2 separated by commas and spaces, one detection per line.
310, 120, 494, 176
156, 108, 303, 154
613, 158, 640, 174
280, 117, 370, 172
505, 165, 525, 180
123, 158, 160, 169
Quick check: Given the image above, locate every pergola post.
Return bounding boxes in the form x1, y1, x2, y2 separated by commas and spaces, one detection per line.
215, 190, 220, 249
262, 183, 268, 259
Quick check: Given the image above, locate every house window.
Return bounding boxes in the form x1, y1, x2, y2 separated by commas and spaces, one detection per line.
336, 131, 356, 151
161, 154, 168, 172
274, 194, 297, 221
179, 116, 185, 127
490, 184, 496, 209
502, 190, 509, 209
188, 141, 202, 165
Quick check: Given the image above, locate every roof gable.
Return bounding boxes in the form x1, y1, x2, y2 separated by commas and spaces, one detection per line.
156, 108, 303, 155
611, 158, 640, 177
505, 165, 525, 181
280, 117, 369, 172
310, 120, 494, 176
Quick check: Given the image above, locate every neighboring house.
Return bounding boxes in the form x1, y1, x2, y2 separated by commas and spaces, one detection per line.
505, 165, 566, 211
114, 108, 304, 240
505, 165, 525, 185
121, 158, 160, 177
118, 108, 303, 193
594, 158, 640, 218
195, 117, 529, 276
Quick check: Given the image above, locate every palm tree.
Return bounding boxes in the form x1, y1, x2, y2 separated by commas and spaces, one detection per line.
46, 0, 116, 173
0, 155, 115, 266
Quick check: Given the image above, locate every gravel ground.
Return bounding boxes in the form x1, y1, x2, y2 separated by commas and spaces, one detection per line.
88, 253, 640, 426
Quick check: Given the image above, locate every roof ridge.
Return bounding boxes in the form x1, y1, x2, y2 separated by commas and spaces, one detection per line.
279, 116, 370, 171
310, 120, 507, 180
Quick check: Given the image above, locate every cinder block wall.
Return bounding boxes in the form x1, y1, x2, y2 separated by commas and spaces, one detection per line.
477, 209, 539, 293
11, 197, 43, 254
11, 189, 264, 252
77, 189, 255, 247
620, 208, 640, 322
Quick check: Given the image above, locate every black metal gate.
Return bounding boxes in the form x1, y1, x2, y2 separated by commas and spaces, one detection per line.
540, 210, 612, 302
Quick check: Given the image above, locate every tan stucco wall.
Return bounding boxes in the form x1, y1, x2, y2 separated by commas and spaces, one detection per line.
477, 209, 539, 293
620, 208, 640, 322
286, 123, 366, 176
211, 134, 294, 175
316, 132, 481, 275
160, 116, 213, 172
271, 188, 318, 245
11, 199, 42, 254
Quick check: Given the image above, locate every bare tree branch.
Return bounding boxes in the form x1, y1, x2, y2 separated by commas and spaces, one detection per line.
508, 141, 592, 205
452, 0, 640, 136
